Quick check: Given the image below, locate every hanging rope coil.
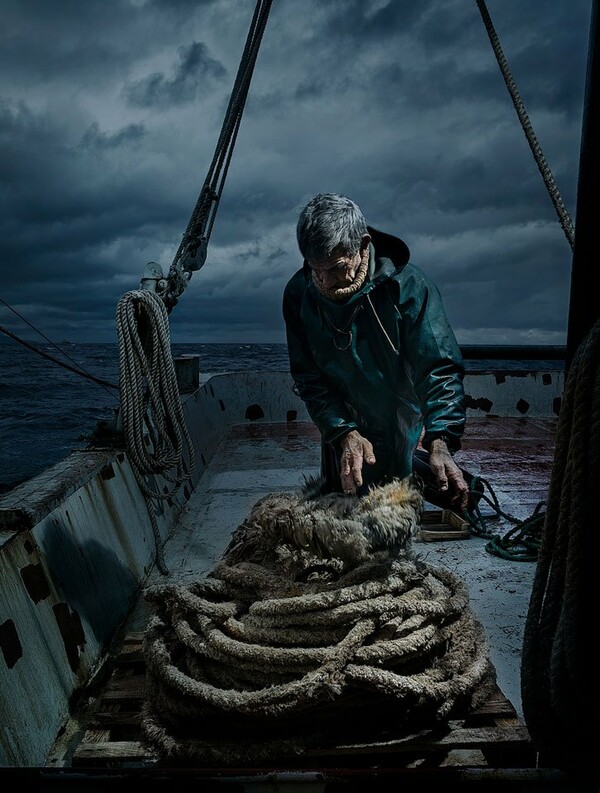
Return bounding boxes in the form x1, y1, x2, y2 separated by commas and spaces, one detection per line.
521, 318, 600, 772
115, 289, 195, 574
140, 477, 496, 764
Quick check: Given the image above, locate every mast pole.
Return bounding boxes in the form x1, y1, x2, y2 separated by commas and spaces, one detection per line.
565, 0, 600, 371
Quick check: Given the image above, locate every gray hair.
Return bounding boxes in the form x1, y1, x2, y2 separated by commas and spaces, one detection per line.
296, 193, 368, 262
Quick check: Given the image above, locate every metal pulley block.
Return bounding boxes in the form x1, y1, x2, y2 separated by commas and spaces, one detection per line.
179, 236, 208, 273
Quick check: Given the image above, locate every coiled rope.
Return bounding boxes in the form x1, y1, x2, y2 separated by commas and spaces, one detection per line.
115, 290, 195, 575
463, 476, 546, 562
521, 318, 600, 773
141, 477, 496, 764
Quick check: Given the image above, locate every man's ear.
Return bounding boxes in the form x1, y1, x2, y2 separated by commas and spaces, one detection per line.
360, 234, 371, 253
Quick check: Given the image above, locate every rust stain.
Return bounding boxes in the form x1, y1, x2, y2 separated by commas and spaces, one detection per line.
224, 421, 320, 453
53, 603, 86, 674
0, 619, 22, 669
235, 422, 320, 440
20, 563, 51, 603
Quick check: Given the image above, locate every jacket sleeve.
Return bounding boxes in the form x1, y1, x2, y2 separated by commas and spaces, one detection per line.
282, 277, 359, 445
396, 265, 466, 453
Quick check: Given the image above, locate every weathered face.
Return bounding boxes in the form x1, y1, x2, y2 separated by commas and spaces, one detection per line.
308, 248, 362, 290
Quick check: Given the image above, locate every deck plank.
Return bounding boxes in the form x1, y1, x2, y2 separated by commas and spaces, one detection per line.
71, 632, 535, 770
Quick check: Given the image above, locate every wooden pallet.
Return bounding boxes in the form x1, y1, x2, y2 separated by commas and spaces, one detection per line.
419, 508, 471, 541
68, 632, 536, 773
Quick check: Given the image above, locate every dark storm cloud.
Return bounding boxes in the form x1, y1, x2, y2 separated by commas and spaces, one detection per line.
2, 1, 142, 85
79, 122, 147, 150
124, 41, 227, 108
0, 0, 593, 345
0, 101, 176, 258
147, 0, 219, 8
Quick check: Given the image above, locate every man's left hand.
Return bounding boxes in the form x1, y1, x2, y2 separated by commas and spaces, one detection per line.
428, 438, 469, 512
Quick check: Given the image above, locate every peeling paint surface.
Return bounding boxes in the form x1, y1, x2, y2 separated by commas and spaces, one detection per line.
0, 619, 22, 668
20, 563, 51, 603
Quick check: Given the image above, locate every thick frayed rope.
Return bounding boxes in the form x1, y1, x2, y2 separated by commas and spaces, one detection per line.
141, 476, 496, 764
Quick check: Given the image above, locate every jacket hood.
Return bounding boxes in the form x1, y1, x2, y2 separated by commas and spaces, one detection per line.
367, 226, 410, 272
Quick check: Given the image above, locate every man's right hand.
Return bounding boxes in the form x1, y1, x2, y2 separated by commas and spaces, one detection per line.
339, 430, 376, 495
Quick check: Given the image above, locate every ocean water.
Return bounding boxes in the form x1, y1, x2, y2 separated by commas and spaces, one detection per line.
0, 341, 290, 492
0, 340, 563, 494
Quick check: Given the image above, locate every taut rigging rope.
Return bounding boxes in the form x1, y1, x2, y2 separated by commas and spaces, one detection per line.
163, 0, 273, 309
476, 0, 575, 251
0, 322, 119, 393
0, 295, 119, 394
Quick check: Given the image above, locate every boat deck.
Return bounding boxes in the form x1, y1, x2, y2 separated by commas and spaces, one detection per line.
136, 414, 556, 714
46, 414, 560, 781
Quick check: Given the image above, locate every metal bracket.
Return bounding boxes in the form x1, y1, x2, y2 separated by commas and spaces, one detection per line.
140, 261, 168, 296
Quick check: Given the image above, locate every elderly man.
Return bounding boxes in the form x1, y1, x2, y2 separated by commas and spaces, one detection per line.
282, 192, 469, 511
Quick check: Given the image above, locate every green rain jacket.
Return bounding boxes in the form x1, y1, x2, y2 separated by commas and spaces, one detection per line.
282, 226, 466, 494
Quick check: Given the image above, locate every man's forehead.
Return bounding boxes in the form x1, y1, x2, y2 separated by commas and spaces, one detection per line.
309, 247, 352, 267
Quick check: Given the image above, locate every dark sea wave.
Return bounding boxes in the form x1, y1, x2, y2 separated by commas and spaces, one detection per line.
0, 341, 564, 493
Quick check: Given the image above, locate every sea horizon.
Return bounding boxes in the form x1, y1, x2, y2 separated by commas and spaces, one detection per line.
0, 340, 565, 493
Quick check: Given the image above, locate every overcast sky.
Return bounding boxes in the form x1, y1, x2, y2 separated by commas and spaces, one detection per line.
0, 0, 593, 345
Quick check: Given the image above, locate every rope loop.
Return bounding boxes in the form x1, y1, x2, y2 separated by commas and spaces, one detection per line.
115, 289, 195, 574
462, 475, 546, 561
